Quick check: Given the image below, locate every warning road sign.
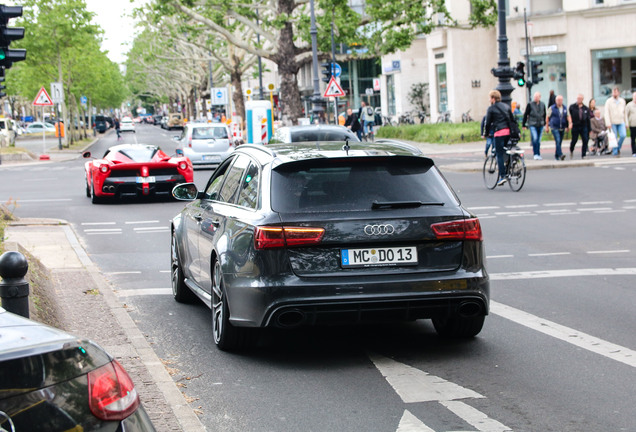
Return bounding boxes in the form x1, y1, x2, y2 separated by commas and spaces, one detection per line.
33, 87, 54, 106
323, 76, 345, 98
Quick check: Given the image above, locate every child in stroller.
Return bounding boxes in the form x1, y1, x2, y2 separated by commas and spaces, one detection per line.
589, 109, 609, 155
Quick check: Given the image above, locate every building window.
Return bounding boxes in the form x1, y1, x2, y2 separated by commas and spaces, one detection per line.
592, 47, 636, 104
528, 53, 567, 106
387, 74, 396, 116
436, 63, 447, 113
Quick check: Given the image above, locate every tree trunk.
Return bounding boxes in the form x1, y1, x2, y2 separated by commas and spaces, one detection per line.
274, 0, 303, 125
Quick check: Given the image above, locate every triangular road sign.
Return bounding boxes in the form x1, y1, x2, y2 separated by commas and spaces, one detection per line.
33, 87, 54, 106
323, 76, 346, 98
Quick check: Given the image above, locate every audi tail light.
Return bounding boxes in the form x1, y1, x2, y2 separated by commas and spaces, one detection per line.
431, 218, 482, 241
254, 226, 325, 249
88, 359, 140, 421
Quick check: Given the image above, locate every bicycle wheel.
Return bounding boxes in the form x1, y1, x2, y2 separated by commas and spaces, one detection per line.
483, 155, 499, 190
508, 154, 526, 192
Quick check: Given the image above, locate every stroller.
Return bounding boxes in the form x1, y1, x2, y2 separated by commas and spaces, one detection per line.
589, 130, 609, 155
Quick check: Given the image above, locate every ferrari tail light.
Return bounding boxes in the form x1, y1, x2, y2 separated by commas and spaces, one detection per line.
88, 359, 140, 421
254, 226, 325, 249
99, 164, 109, 173
178, 161, 188, 170
431, 218, 482, 241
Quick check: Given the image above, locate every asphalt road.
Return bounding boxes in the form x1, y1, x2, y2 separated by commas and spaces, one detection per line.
2, 124, 635, 432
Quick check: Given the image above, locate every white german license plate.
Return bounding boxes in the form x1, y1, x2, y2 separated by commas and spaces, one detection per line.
136, 176, 156, 183
202, 155, 220, 162
341, 246, 418, 268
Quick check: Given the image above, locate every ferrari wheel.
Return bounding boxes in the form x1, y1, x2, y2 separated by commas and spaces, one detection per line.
91, 183, 103, 204
211, 259, 255, 351
85, 179, 91, 198
171, 231, 195, 303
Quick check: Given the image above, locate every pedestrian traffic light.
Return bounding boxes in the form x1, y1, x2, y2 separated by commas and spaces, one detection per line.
320, 62, 332, 83
513, 61, 525, 87
0, 4, 26, 70
530, 60, 543, 85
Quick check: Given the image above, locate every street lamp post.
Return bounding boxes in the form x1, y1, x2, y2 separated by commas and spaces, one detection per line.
490, 0, 515, 107
309, 0, 323, 122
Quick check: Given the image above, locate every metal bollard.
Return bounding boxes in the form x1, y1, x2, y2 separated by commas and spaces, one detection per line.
0, 251, 30, 318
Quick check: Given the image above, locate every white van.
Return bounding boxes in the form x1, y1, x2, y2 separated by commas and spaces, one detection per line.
0, 118, 16, 146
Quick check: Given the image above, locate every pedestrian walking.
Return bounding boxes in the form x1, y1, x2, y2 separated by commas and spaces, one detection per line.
522, 92, 547, 160
624, 91, 636, 157
548, 90, 556, 109
546, 95, 568, 160
604, 87, 627, 156
568, 94, 591, 158
480, 114, 494, 157
114, 118, 121, 140
484, 90, 516, 186
344, 108, 362, 140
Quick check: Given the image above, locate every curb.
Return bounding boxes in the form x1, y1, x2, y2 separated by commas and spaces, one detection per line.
6, 219, 206, 432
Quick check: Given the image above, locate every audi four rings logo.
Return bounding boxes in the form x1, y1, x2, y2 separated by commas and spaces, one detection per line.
364, 224, 395, 235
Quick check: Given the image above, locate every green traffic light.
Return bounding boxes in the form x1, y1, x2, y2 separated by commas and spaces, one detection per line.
517, 78, 525, 87
0, 49, 5, 61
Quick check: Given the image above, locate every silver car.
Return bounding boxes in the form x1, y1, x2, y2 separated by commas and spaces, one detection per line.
175, 123, 234, 166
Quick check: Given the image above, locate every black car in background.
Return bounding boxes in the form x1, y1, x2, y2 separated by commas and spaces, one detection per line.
93, 115, 109, 133
171, 141, 489, 351
0, 308, 156, 431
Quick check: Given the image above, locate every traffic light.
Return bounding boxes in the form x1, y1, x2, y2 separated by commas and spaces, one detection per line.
0, 5, 26, 70
513, 61, 525, 87
530, 60, 543, 85
320, 62, 332, 83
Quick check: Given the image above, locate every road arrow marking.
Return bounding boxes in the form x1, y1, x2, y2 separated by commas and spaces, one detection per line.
396, 410, 435, 432
440, 401, 511, 432
368, 353, 483, 403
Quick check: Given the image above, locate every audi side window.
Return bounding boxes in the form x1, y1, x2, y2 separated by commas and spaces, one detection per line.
205, 157, 234, 200
236, 161, 260, 210
217, 155, 250, 204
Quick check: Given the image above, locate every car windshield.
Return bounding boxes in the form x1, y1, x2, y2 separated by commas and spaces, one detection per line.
290, 129, 357, 142
271, 157, 459, 212
192, 126, 228, 139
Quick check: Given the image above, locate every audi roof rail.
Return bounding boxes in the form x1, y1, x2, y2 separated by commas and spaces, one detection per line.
239, 144, 277, 157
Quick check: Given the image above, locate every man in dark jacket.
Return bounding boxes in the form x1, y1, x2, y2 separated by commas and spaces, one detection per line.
344, 108, 361, 140
485, 90, 516, 186
568, 94, 591, 159
522, 92, 547, 160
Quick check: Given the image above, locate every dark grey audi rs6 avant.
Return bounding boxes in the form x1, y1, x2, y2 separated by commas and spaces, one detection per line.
171, 140, 489, 350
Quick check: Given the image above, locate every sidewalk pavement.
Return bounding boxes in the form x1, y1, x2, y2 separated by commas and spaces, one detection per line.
2, 135, 635, 431
4, 220, 206, 432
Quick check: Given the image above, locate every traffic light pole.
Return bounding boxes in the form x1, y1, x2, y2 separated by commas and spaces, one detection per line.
524, 9, 532, 100
490, 0, 514, 107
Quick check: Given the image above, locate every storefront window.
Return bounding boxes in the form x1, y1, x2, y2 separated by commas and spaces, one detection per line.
436, 63, 447, 113
529, 53, 567, 105
592, 47, 636, 104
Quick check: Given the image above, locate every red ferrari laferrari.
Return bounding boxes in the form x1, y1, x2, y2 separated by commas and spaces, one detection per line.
84, 144, 194, 203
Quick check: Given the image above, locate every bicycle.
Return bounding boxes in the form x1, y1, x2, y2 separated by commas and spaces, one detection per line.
483, 141, 526, 192
398, 112, 415, 125
382, 115, 396, 127
362, 122, 375, 142
461, 110, 473, 123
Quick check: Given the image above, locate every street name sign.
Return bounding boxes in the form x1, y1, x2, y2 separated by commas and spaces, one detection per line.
323, 76, 345, 98
33, 87, 53, 106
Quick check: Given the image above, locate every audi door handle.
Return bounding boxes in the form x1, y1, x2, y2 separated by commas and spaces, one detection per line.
194, 214, 203, 222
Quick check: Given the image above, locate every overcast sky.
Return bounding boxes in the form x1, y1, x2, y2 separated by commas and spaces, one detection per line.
85, 0, 148, 65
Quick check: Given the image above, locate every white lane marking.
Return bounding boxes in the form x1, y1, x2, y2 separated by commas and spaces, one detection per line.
440, 401, 511, 432
534, 209, 569, 214
486, 255, 514, 259
396, 410, 435, 432
551, 212, 580, 216
527, 252, 570, 257
83, 228, 122, 233
368, 353, 483, 403
5, 198, 73, 203
596, 210, 626, 214
624, 199, 636, 203
490, 267, 636, 280
504, 204, 538, 209
587, 250, 630, 254
106, 271, 142, 275
470, 206, 500, 210
580, 201, 612, 205
86, 232, 123, 235
125, 220, 160, 224
508, 213, 536, 217
477, 216, 496, 219
544, 202, 576, 206
494, 211, 530, 215
491, 301, 636, 369
82, 222, 117, 226
577, 207, 612, 212
116, 288, 172, 296
133, 226, 169, 231
159, 270, 170, 273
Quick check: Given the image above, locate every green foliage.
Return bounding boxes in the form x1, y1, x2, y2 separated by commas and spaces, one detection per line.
408, 83, 430, 115
376, 122, 483, 144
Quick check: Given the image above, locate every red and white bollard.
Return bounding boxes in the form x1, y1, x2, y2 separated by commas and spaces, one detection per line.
261, 118, 268, 145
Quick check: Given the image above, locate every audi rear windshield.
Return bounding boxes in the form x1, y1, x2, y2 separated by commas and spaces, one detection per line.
271, 157, 459, 213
